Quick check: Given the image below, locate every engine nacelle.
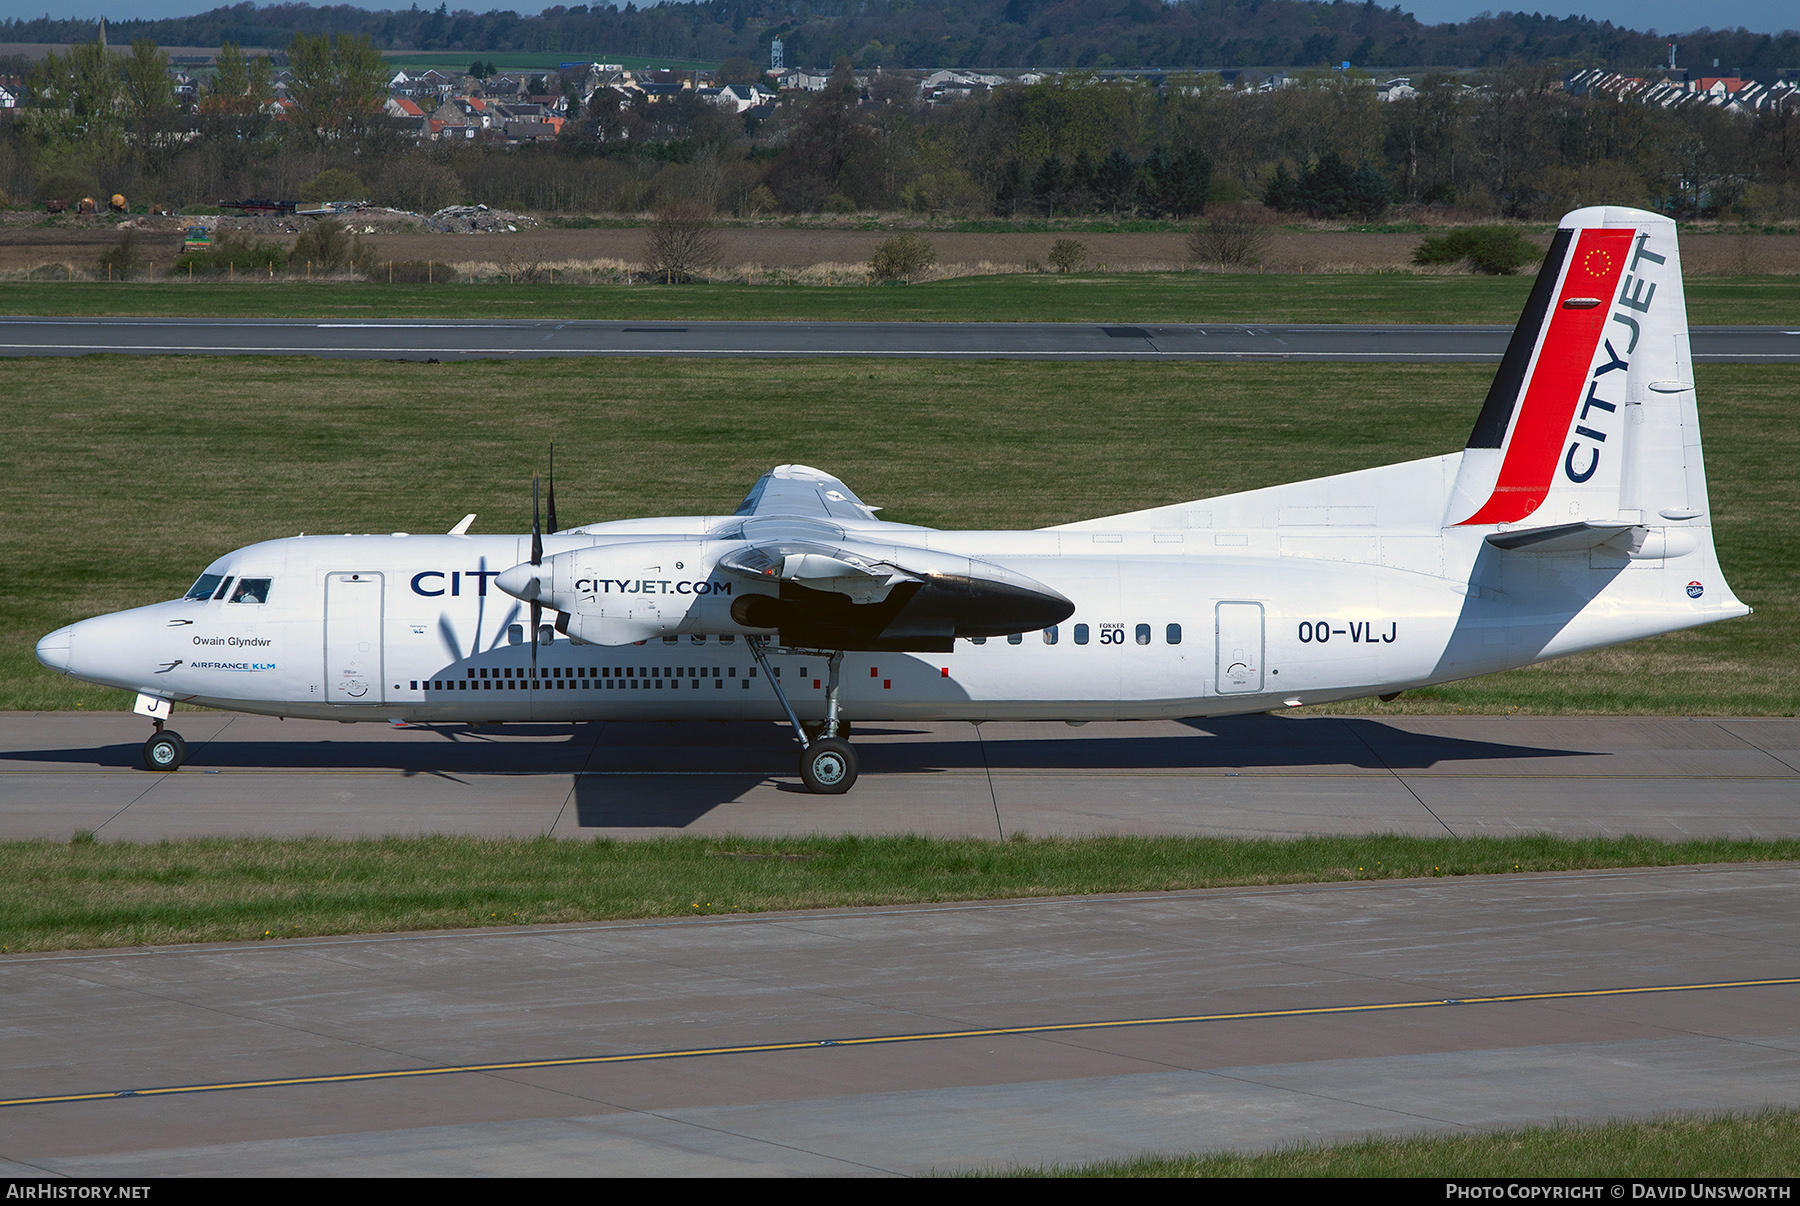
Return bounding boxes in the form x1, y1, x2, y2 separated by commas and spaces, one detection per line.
499, 536, 1071, 651
499, 539, 773, 646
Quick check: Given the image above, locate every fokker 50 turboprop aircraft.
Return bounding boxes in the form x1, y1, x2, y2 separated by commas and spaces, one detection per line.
37, 206, 1748, 793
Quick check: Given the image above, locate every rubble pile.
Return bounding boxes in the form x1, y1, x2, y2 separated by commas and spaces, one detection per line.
425, 204, 534, 233
229, 214, 303, 235
109, 214, 198, 232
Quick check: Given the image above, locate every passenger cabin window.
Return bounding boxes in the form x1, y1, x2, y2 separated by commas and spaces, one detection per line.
1007, 633, 1022, 645
1167, 623, 1182, 645
1043, 625, 1058, 645
1074, 623, 1090, 645
1136, 623, 1151, 645
507, 623, 524, 645
185, 574, 223, 601
229, 578, 271, 605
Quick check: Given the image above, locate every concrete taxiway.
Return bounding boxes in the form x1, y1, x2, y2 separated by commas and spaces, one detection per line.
3, 864, 1797, 1175
1, 712, 1795, 842
0, 316, 1795, 361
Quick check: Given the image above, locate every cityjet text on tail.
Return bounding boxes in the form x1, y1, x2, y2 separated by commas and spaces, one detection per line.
37, 206, 1748, 793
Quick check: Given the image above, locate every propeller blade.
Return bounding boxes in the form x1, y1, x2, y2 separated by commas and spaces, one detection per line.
436, 615, 462, 663
530, 473, 543, 669
530, 473, 542, 567
546, 441, 558, 536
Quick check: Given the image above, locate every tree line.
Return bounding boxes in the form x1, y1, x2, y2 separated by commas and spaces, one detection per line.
5, 0, 1798, 74
9, 46, 1799, 223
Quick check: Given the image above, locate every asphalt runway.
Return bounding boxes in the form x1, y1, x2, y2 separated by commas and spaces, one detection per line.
4, 864, 1797, 1175
1, 316, 1796, 361
2, 712, 1795, 842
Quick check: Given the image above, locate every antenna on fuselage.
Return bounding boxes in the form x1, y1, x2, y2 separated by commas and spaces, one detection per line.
546, 441, 558, 536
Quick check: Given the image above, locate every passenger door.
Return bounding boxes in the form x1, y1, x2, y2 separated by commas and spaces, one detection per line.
325, 572, 385, 704
1215, 601, 1265, 695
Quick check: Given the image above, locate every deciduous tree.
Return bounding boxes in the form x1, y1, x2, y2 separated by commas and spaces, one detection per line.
285, 32, 391, 150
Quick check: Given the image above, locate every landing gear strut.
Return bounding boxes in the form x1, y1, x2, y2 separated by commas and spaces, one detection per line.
748, 638, 857, 795
142, 720, 186, 772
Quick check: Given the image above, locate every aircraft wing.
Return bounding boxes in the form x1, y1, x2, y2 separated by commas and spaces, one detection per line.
734, 464, 881, 522
712, 530, 1072, 650
521, 464, 1071, 650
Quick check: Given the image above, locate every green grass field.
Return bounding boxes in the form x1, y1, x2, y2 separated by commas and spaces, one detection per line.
5, 833, 1795, 952
3, 274, 1796, 324
2, 357, 1793, 714
1003, 1109, 1800, 1177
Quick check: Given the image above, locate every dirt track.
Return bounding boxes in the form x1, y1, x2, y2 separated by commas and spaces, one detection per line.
5, 219, 1797, 276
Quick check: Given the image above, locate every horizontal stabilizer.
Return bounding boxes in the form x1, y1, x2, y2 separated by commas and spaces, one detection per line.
1485, 521, 1634, 552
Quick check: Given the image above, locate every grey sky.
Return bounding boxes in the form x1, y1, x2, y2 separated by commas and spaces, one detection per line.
0, 1, 1792, 39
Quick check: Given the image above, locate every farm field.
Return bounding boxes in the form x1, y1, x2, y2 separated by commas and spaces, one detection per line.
2, 356, 1792, 715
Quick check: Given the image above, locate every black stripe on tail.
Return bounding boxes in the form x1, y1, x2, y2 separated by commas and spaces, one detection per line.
1465, 228, 1572, 449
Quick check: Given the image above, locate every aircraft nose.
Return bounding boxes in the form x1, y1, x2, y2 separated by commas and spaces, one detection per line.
496, 562, 542, 602
36, 624, 74, 673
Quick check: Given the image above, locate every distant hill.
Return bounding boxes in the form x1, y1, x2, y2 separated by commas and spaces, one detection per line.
4, 0, 1796, 71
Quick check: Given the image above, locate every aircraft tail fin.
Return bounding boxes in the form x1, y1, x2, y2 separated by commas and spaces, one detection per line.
1445, 206, 1706, 532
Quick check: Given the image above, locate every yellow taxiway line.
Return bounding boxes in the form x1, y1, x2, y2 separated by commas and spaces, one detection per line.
5, 975, 1796, 1110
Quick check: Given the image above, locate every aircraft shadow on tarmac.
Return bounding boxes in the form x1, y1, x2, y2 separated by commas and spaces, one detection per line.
570, 715, 1590, 827
8, 715, 1589, 829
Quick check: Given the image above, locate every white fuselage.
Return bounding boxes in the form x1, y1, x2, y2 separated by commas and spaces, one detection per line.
40, 473, 1744, 727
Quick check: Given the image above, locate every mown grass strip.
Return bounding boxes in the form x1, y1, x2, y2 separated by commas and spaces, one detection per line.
0, 274, 1793, 324
2, 833, 1795, 953
998, 1108, 1800, 1177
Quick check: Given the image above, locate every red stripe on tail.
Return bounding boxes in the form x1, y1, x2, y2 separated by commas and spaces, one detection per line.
1458, 227, 1634, 526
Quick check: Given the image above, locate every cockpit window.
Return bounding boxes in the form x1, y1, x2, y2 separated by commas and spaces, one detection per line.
229, 578, 272, 605
185, 574, 223, 601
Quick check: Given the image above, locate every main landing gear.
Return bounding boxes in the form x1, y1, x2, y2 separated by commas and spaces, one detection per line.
748, 637, 858, 795
142, 720, 187, 772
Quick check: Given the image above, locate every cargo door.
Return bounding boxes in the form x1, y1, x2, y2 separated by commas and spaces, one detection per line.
325, 572, 385, 704
1215, 601, 1264, 695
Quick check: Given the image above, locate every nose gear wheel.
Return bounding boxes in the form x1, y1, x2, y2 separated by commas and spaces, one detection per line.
143, 730, 186, 771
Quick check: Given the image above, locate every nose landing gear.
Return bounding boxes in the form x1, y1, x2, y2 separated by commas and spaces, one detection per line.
748, 638, 858, 794
142, 722, 187, 772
